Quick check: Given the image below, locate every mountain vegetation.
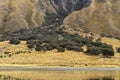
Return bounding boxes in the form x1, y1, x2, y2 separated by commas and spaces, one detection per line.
0, 23, 114, 57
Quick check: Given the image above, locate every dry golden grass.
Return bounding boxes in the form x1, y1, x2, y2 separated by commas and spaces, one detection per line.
0, 71, 120, 80
0, 38, 120, 67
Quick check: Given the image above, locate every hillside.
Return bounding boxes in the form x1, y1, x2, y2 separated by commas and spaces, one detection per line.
0, 0, 120, 67
0, 0, 90, 33
0, 0, 119, 37
64, 0, 120, 37
0, 23, 120, 67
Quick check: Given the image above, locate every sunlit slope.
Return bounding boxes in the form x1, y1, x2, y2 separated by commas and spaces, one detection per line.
64, 0, 120, 37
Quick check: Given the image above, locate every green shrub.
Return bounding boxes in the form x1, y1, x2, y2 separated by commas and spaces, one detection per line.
9, 38, 20, 45
91, 42, 103, 47
0, 56, 3, 58
44, 44, 53, 50
102, 48, 114, 57
67, 46, 83, 52
117, 48, 120, 53
8, 54, 12, 57
49, 43, 59, 49
35, 46, 42, 51
4, 52, 11, 54
57, 47, 65, 52
27, 44, 34, 49
86, 47, 101, 55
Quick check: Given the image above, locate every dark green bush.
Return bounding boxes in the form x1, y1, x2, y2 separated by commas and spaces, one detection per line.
67, 45, 83, 52
4, 52, 11, 54
86, 47, 101, 55
9, 38, 20, 45
26, 40, 36, 49
57, 47, 65, 52
49, 42, 59, 49
91, 42, 103, 47
117, 48, 120, 53
35, 46, 42, 51
8, 54, 12, 57
44, 44, 53, 50
102, 48, 114, 57
27, 44, 34, 49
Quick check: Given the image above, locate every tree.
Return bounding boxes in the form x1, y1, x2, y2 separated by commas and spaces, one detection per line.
27, 44, 34, 49
102, 48, 114, 57
57, 47, 65, 52
26, 40, 36, 49
86, 47, 101, 55
35, 46, 42, 51
91, 42, 103, 47
44, 44, 54, 50
9, 38, 20, 45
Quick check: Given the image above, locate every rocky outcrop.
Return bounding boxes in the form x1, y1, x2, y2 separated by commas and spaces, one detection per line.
64, 0, 120, 36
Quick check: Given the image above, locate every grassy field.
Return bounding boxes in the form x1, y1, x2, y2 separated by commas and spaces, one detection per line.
0, 37, 120, 67
0, 71, 119, 80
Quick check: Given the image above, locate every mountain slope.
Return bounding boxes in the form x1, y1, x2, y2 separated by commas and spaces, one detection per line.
64, 0, 120, 37
0, 0, 120, 37
0, 0, 90, 33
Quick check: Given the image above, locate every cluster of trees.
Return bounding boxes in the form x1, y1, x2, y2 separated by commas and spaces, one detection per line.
0, 23, 115, 57
26, 32, 84, 52
86, 41, 114, 57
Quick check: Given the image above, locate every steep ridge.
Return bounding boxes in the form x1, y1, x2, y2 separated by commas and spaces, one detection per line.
0, 0, 91, 33
64, 0, 120, 37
